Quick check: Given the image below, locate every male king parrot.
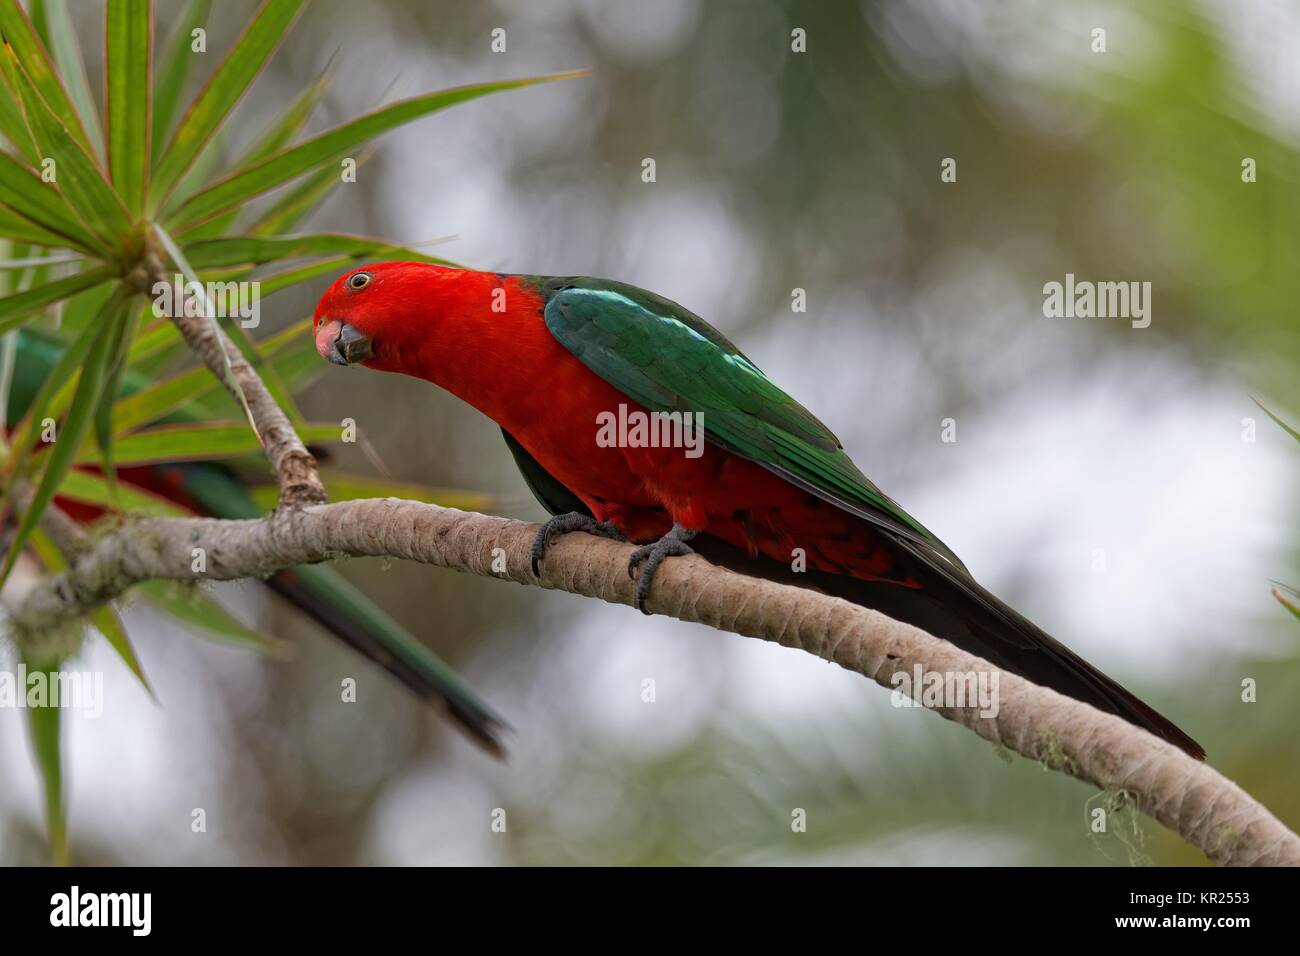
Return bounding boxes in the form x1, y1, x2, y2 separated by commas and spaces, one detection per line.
312, 263, 1203, 759
8, 329, 505, 754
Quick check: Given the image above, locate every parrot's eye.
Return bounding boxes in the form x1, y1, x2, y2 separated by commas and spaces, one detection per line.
346, 271, 372, 291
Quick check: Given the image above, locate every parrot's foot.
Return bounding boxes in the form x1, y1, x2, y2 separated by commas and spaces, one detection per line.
531, 512, 627, 577
627, 524, 697, 615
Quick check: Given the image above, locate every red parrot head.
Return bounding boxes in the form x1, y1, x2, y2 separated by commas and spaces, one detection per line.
313, 261, 552, 418
313, 261, 469, 372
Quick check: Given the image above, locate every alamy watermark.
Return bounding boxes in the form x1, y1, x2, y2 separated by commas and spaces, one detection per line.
890, 664, 1000, 718
595, 403, 704, 459
50, 886, 151, 936
152, 274, 260, 328
0, 665, 104, 718
1043, 273, 1151, 329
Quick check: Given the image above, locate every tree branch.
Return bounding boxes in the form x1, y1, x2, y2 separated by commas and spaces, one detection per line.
166, 307, 326, 507
128, 252, 327, 507
9, 498, 1297, 866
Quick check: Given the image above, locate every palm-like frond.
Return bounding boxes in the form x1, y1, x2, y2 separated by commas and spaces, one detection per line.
0, 0, 586, 861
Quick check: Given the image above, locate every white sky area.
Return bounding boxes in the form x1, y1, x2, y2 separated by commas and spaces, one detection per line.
1, 0, 1296, 864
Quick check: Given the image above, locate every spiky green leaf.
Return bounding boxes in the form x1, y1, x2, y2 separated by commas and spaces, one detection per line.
136, 579, 289, 655
149, 0, 306, 208
92, 602, 154, 697
111, 360, 232, 432
0, 202, 75, 247
1253, 398, 1300, 444
7, 311, 99, 479
151, 0, 209, 159
0, 60, 39, 162
78, 419, 340, 466
0, 150, 101, 251
92, 305, 140, 497
56, 466, 191, 517
0, 0, 95, 156
5, 47, 135, 249
105, 0, 153, 213
246, 160, 350, 236
0, 286, 128, 589
1274, 584, 1300, 623
23, 655, 66, 864
183, 232, 441, 269
0, 264, 116, 334
43, 0, 106, 162
168, 70, 588, 228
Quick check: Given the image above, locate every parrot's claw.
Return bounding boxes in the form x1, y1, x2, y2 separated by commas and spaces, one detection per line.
627, 524, 696, 615
531, 512, 627, 577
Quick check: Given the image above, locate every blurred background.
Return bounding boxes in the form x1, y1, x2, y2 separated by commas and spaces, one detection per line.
1, 0, 1297, 865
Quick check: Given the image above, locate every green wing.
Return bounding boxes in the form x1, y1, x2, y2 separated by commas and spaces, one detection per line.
532, 276, 966, 571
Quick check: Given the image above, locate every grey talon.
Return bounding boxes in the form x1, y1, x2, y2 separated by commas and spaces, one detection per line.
531, 511, 626, 577
627, 523, 696, 614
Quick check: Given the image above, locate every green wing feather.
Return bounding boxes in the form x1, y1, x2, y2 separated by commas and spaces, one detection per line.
531, 276, 967, 571
519, 277, 1204, 759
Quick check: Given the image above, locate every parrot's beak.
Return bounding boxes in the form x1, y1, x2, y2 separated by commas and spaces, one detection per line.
315, 320, 373, 366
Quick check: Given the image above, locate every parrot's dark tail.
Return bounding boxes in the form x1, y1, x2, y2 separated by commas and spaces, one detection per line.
265, 568, 508, 758
693, 536, 1205, 761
